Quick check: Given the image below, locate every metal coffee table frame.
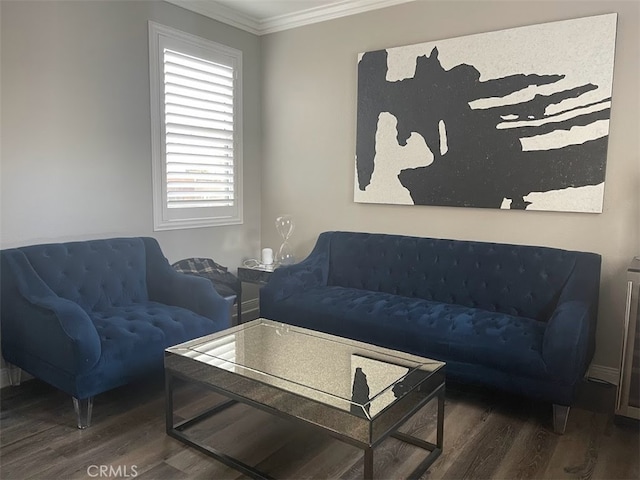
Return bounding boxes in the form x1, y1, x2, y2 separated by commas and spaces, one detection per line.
166, 370, 444, 480
165, 324, 445, 479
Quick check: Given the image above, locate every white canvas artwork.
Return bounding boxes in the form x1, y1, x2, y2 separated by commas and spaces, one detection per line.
354, 14, 618, 213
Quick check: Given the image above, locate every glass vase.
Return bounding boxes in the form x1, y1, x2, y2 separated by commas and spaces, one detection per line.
275, 215, 295, 265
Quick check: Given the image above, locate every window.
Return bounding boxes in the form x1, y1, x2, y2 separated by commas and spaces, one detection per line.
149, 22, 243, 230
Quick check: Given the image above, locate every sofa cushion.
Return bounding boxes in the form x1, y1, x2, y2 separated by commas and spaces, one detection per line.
92, 302, 219, 365
20, 238, 148, 312
327, 232, 578, 322
267, 286, 548, 379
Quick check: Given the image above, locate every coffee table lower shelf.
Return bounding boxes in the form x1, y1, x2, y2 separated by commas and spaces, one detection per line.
165, 371, 444, 480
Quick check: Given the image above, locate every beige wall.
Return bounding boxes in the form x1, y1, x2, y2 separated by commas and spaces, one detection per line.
1, 0, 638, 379
261, 0, 640, 372
1, 0, 262, 268
0, 0, 262, 383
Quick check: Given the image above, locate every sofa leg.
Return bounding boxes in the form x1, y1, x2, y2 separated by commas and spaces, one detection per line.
7, 363, 22, 386
553, 404, 570, 434
73, 397, 94, 429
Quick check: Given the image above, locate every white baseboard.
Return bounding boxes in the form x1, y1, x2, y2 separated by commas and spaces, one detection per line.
588, 364, 619, 386
0, 367, 33, 389
0, 368, 10, 389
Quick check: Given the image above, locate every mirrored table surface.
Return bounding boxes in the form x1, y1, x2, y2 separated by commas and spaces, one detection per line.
165, 318, 446, 479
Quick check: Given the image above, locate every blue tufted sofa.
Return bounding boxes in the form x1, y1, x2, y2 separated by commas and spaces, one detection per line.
260, 231, 601, 433
1, 237, 232, 428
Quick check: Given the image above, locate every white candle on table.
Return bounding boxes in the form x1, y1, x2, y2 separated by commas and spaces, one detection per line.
261, 248, 273, 265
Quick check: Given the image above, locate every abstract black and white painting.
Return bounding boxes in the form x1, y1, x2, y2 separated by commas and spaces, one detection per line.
354, 14, 617, 213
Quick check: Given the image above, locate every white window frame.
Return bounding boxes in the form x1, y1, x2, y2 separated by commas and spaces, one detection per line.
149, 22, 243, 230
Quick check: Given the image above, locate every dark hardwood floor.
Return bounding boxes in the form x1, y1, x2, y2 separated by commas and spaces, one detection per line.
1, 376, 637, 480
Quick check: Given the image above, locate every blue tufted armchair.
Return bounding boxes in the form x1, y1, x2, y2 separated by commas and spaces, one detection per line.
1, 237, 232, 428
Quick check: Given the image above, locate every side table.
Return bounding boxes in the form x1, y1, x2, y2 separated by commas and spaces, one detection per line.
236, 265, 277, 322
237, 264, 276, 285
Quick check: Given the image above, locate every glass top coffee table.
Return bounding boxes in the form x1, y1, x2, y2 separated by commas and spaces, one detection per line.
165, 318, 445, 479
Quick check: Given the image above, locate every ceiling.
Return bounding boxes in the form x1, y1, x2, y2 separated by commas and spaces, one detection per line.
165, 0, 415, 35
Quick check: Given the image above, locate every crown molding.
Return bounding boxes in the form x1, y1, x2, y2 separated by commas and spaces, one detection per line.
165, 0, 415, 36
164, 0, 261, 35
259, 0, 416, 35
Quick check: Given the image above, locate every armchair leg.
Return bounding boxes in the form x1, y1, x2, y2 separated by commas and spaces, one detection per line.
553, 404, 570, 434
7, 363, 22, 386
73, 397, 94, 429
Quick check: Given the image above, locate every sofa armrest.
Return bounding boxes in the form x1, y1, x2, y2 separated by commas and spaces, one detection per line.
142, 238, 231, 328
542, 301, 592, 383
260, 233, 332, 305
542, 253, 601, 384
1, 251, 101, 375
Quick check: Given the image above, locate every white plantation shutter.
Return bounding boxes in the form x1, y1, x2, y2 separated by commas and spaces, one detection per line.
149, 23, 243, 230
164, 49, 235, 209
